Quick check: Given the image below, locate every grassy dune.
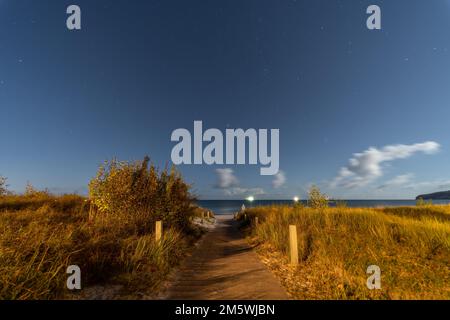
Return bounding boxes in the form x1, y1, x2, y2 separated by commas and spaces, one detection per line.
0, 195, 206, 300
240, 205, 450, 300
0, 158, 208, 300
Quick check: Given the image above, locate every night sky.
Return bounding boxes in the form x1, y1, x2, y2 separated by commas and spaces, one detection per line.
1, 0, 450, 199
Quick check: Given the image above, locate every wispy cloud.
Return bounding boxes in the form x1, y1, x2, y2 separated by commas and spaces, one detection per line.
405, 179, 450, 191
272, 170, 286, 189
215, 168, 239, 189
377, 173, 414, 190
331, 141, 440, 188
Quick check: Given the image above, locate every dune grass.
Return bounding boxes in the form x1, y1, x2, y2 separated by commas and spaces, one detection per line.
239, 205, 450, 300
0, 195, 204, 300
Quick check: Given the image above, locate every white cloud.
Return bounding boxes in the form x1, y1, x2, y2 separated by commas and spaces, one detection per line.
272, 170, 286, 189
215, 168, 239, 188
331, 141, 440, 188
214, 168, 265, 197
377, 173, 414, 190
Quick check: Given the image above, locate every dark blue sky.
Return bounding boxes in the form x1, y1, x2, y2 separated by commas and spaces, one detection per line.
1, 0, 450, 199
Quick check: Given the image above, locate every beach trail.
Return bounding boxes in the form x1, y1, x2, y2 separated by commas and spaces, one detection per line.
161, 214, 288, 300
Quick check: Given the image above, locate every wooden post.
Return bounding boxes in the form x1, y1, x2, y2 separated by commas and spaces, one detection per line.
155, 221, 162, 242
255, 217, 259, 226
289, 225, 299, 265
207, 211, 210, 219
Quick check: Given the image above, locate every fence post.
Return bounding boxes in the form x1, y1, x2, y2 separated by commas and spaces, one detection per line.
255, 217, 259, 226
156, 220, 163, 242
289, 225, 299, 265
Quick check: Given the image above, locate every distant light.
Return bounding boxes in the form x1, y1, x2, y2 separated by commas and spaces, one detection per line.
246, 196, 255, 202
293, 197, 299, 202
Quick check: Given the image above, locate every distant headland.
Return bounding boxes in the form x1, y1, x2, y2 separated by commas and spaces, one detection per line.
416, 190, 450, 200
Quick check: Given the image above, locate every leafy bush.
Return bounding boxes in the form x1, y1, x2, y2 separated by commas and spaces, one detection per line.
307, 185, 328, 209
88, 156, 195, 230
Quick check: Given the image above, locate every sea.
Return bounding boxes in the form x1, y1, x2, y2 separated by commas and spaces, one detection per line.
196, 199, 450, 215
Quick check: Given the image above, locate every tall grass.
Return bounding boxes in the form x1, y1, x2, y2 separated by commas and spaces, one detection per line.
0, 198, 199, 300
240, 205, 450, 299
0, 193, 87, 213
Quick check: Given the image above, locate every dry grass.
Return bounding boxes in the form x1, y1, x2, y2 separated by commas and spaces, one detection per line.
240, 205, 450, 300
0, 197, 202, 300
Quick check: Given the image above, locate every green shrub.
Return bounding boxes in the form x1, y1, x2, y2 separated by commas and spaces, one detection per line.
88, 156, 195, 230
307, 185, 328, 209
416, 197, 433, 207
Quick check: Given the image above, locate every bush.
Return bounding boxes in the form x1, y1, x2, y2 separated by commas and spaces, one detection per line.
307, 185, 328, 209
88, 156, 195, 230
416, 197, 433, 207
24, 182, 50, 198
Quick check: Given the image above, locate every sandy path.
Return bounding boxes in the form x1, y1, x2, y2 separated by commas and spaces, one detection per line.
161, 215, 288, 300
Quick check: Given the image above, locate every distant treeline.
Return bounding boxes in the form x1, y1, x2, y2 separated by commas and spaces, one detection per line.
416, 190, 450, 200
